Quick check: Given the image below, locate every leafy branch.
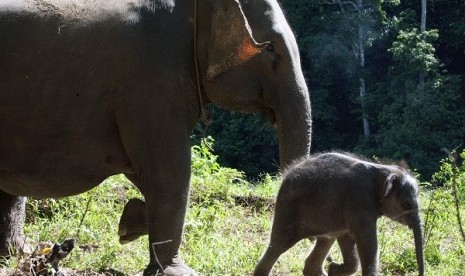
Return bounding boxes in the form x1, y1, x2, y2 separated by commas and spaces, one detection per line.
449, 150, 465, 242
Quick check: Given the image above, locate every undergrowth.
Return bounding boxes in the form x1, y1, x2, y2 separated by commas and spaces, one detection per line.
1, 142, 464, 275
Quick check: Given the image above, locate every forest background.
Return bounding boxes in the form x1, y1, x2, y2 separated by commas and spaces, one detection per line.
197, 0, 465, 180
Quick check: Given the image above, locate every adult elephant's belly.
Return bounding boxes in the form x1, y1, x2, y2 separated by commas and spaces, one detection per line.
0, 170, 109, 198
0, 119, 134, 198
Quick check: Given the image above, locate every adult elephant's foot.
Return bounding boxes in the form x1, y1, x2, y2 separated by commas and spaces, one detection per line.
143, 257, 197, 276
0, 235, 33, 257
118, 198, 147, 244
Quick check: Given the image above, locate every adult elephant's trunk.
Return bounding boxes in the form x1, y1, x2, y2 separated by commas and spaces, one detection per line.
411, 216, 425, 276
274, 81, 312, 168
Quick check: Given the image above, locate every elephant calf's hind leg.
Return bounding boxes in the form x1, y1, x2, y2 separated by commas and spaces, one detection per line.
328, 234, 359, 276
303, 237, 335, 276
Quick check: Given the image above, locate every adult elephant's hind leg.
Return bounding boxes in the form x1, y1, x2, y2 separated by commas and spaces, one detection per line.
0, 191, 31, 257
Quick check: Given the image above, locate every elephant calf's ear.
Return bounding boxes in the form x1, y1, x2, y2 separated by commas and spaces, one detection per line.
207, 0, 267, 80
379, 173, 399, 202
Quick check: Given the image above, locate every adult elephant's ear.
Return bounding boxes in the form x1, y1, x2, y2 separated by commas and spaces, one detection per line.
207, 0, 268, 80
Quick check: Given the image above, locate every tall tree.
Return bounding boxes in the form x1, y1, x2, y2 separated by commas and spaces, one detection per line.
328, 0, 372, 137
419, 0, 427, 85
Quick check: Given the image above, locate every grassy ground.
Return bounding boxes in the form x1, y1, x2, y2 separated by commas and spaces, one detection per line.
1, 146, 464, 275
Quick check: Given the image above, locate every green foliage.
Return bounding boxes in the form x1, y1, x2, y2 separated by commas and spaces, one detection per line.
243, 0, 465, 180
428, 150, 465, 235
351, 4, 465, 179
190, 137, 249, 206
372, 54, 465, 178
193, 107, 278, 179
388, 28, 439, 75
420, 150, 465, 274
191, 137, 221, 178
378, 218, 419, 274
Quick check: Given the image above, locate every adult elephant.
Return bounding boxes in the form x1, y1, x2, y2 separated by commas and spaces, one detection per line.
0, 0, 311, 275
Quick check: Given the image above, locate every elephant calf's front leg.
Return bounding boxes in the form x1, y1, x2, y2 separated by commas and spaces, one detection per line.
351, 222, 379, 276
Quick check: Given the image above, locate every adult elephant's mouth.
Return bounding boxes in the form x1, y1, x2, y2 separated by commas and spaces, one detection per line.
263, 107, 277, 125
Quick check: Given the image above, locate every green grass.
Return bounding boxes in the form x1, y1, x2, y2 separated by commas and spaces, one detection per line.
2, 146, 464, 275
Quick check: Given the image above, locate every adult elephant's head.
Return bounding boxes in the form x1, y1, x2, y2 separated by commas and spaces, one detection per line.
197, 0, 312, 167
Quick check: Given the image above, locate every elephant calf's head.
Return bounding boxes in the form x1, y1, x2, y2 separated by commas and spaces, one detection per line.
378, 170, 424, 276
378, 171, 420, 225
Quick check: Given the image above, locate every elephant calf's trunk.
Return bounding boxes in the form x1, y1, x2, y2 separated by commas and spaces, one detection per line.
412, 218, 425, 276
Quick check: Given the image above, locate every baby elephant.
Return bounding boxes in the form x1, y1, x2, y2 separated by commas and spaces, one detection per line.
254, 152, 424, 276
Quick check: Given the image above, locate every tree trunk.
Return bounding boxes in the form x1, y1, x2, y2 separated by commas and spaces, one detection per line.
359, 77, 370, 137
334, 0, 371, 137
358, 6, 370, 137
420, 0, 427, 33
419, 0, 427, 86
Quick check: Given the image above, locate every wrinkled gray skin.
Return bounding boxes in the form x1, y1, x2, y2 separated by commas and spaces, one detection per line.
0, 0, 311, 275
254, 152, 424, 276
119, 198, 147, 244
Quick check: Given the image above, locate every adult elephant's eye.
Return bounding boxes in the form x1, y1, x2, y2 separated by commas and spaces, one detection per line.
266, 43, 274, 52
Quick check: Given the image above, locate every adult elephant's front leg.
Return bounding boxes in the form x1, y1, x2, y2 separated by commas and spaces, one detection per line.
114, 93, 198, 275
134, 138, 196, 276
